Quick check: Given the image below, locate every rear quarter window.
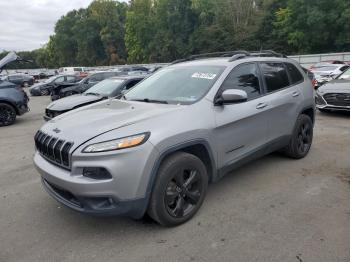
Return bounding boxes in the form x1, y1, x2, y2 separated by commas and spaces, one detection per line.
260, 62, 290, 93
285, 63, 304, 84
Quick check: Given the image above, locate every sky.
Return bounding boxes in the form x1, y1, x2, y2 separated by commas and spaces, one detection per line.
0, 0, 106, 52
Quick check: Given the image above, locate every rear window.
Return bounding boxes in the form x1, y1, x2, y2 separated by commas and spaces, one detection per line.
285, 63, 304, 84
260, 63, 290, 93
74, 68, 82, 72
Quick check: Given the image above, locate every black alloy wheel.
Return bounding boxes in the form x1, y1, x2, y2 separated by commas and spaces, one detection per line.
296, 121, 312, 155
165, 169, 202, 218
0, 103, 16, 126
283, 114, 313, 159
148, 152, 208, 226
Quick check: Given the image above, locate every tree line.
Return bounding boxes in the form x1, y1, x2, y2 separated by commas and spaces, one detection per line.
2, 0, 350, 69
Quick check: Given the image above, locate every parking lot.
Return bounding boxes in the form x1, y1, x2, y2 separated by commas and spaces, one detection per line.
0, 96, 349, 262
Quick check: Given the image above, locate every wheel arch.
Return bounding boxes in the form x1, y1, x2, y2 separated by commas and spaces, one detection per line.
300, 106, 315, 125
0, 99, 19, 115
144, 140, 217, 206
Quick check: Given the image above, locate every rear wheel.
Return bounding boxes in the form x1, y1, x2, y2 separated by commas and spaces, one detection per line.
283, 114, 313, 159
148, 152, 208, 226
0, 103, 16, 126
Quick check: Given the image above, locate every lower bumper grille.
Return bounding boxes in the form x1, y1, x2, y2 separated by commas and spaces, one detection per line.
34, 131, 73, 169
323, 93, 350, 107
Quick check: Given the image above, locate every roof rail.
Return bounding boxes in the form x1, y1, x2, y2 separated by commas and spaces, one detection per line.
171, 50, 287, 64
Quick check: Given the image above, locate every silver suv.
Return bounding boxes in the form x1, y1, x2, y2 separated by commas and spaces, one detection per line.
34, 51, 315, 226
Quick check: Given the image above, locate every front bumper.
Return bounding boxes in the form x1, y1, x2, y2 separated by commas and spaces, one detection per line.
315, 93, 350, 111
34, 140, 159, 218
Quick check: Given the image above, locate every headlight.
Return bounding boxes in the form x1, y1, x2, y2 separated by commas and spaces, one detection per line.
83, 132, 150, 153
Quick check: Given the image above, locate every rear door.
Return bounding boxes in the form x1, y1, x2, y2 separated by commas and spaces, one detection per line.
258, 62, 304, 144
213, 62, 269, 169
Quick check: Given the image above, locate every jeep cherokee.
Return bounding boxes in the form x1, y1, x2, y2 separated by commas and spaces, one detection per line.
34, 51, 315, 226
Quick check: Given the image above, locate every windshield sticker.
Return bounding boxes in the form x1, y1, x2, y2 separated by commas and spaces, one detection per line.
191, 72, 217, 80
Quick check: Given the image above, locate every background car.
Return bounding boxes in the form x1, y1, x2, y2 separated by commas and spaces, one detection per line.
315, 67, 350, 112
54, 71, 122, 100
58, 67, 88, 79
45, 75, 144, 120
1, 74, 34, 87
310, 64, 350, 86
0, 52, 30, 126
29, 75, 80, 96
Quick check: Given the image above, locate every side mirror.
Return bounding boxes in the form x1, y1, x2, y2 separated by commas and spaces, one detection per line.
215, 89, 248, 105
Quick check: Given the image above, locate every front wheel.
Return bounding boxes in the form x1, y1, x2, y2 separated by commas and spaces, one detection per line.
147, 152, 208, 226
0, 103, 16, 126
283, 114, 313, 159
40, 89, 49, 96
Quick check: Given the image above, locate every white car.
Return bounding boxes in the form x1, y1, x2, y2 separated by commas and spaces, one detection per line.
311, 64, 350, 86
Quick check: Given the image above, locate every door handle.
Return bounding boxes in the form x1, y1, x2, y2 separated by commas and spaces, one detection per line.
292, 91, 300, 97
256, 103, 268, 109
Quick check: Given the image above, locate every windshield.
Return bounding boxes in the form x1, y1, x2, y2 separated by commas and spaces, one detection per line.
125, 65, 225, 104
313, 66, 338, 72
84, 78, 124, 96
43, 75, 60, 83
337, 68, 350, 80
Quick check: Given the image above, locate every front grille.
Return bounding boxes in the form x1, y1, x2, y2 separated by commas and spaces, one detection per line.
323, 93, 350, 107
34, 131, 73, 169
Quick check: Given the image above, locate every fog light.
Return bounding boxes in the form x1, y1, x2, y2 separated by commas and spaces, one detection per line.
83, 167, 112, 180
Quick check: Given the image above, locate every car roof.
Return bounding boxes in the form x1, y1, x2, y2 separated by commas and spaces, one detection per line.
171, 56, 294, 68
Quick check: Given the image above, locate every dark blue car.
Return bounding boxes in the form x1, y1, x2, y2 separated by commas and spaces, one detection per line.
0, 52, 29, 126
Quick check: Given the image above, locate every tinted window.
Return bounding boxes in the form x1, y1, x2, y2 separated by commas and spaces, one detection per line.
220, 63, 261, 100
260, 63, 289, 92
340, 65, 349, 72
285, 63, 303, 84
90, 73, 104, 82
103, 72, 118, 79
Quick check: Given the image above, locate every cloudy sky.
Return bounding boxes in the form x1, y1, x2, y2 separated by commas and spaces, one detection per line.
0, 0, 104, 51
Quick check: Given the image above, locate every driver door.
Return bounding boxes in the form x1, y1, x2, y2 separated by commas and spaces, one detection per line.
213, 63, 269, 171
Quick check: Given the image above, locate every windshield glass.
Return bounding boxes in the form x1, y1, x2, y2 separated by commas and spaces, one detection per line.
313, 66, 338, 72
43, 75, 60, 83
84, 78, 124, 96
337, 68, 350, 80
125, 65, 225, 104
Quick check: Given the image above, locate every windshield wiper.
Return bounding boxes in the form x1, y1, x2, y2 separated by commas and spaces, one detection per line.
85, 92, 101, 96
131, 98, 168, 104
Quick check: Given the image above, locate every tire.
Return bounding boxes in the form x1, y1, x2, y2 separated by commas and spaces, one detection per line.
23, 82, 29, 88
40, 89, 49, 96
147, 152, 208, 226
283, 114, 313, 159
0, 103, 16, 126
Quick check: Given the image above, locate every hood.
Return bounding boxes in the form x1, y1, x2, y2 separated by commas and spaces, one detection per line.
0, 52, 19, 69
47, 94, 102, 111
0, 80, 16, 89
318, 79, 350, 93
41, 99, 184, 147
30, 82, 49, 90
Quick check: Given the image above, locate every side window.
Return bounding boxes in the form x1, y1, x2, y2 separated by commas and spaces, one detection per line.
66, 76, 76, 83
285, 63, 304, 84
220, 63, 261, 100
340, 65, 349, 72
90, 73, 103, 82
260, 62, 289, 93
125, 80, 141, 90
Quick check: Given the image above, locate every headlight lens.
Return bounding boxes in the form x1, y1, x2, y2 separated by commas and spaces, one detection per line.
83, 133, 150, 153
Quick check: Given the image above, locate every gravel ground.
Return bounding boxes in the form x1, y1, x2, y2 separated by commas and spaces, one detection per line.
0, 96, 349, 262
